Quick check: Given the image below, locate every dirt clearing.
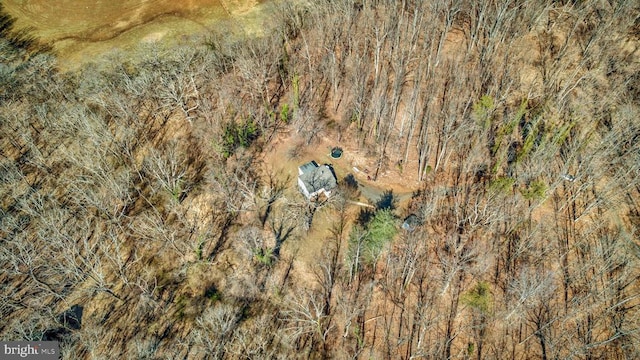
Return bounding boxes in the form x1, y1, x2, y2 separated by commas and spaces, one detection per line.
262, 128, 421, 269
264, 129, 418, 205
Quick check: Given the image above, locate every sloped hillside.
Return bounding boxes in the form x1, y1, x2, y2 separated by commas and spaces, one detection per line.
1, 1, 639, 359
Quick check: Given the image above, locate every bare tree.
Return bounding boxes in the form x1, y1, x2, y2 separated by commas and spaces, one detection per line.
192, 304, 242, 359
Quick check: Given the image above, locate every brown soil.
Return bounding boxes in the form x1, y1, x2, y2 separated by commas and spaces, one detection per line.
264, 129, 419, 202
261, 126, 422, 269
3, 0, 267, 69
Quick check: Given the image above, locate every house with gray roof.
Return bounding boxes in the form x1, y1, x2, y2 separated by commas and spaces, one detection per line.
298, 161, 337, 200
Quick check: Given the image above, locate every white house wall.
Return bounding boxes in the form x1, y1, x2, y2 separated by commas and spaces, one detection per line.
298, 177, 310, 198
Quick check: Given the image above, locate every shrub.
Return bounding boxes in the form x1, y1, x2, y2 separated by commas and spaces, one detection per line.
221, 118, 260, 158
280, 103, 290, 123
462, 282, 492, 314
348, 209, 398, 268
521, 179, 548, 200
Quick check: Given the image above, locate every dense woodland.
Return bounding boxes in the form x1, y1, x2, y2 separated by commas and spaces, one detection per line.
1, 0, 639, 358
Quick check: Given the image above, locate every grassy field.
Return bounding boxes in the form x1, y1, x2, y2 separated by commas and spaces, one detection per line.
4, 0, 265, 68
